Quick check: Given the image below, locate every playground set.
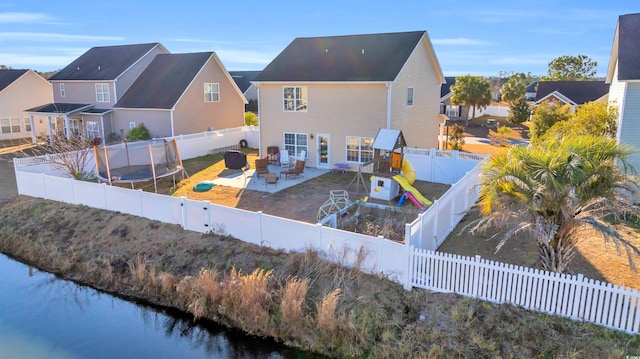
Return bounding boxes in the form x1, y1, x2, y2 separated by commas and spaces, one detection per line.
318, 128, 432, 224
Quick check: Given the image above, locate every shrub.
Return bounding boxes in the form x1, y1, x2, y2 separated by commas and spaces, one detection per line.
244, 112, 258, 126
126, 123, 151, 141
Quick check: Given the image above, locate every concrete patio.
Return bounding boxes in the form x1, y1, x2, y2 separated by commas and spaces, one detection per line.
210, 164, 329, 194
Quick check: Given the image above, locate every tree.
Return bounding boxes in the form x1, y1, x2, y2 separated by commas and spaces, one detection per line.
544, 101, 618, 141
450, 75, 492, 125
529, 101, 572, 143
21, 134, 95, 180
506, 96, 531, 127
0, 65, 12, 70
501, 73, 533, 104
244, 111, 258, 126
470, 135, 640, 273
545, 55, 597, 81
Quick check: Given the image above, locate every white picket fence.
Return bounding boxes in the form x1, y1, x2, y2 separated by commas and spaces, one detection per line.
410, 248, 640, 334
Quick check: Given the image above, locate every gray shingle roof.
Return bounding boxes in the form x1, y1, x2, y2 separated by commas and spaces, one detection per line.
534, 81, 609, 105
49, 43, 161, 81
440, 76, 456, 98
254, 31, 426, 82
114, 52, 212, 109
25, 103, 92, 114
229, 71, 261, 93
0, 69, 28, 92
617, 13, 640, 80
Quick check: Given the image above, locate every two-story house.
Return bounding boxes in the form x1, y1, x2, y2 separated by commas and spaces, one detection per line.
606, 12, 640, 171
534, 81, 609, 112
0, 69, 52, 141
253, 31, 445, 169
27, 43, 168, 143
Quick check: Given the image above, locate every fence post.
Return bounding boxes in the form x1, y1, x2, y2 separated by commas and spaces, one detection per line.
257, 211, 264, 246
574, 273, 585, 320
138, 189, 144, 217
472, 255, 481, 298
180, 197, 187, 230
316, 223, 323, 250
405, 245, 414, 291
432, 199, 439, 250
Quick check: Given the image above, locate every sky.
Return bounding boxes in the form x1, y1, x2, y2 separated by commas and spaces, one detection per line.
0, 1, 637, 78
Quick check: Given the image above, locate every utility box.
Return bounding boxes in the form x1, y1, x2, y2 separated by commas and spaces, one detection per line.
369, 175, 399, 201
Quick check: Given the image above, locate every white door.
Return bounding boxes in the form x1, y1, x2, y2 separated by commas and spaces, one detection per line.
317, 133, 330, 169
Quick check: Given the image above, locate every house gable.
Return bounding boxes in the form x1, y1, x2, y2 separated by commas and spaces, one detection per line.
534, 81, 609, 105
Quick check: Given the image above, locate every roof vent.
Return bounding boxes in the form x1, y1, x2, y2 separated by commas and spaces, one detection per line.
362, 49, 365, 55
325, 48, 328, 53
98, 65, 101, 70
77, 66, 80, 70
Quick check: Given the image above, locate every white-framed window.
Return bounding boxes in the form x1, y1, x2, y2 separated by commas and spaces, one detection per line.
284, 132, 308, 158
204, 83, 220, 102
283, 86, 307, 112
10, 118, 20, 133
0, 119, 10, 134
129, 122, 136, 130
95, 83, 110, 102
69, 119, 80, 136
406, 87, 414, 106
346, 136, 374, 163
24, 117, 31, 132
86, 121, 99, 139
59, 83, 66, 97
445, 105, 459, 118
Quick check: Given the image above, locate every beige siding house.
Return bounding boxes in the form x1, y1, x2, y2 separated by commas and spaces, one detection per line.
0, 70, 52, 141
113, 52, 246, 139
606, 13, 640, 171
27, 43, 169, 144
253, 31, 444, 170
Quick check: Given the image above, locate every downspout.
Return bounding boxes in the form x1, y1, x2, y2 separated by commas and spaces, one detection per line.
386, 82, 392, 129
170, 109, 175, 137
256, 83, 262, 157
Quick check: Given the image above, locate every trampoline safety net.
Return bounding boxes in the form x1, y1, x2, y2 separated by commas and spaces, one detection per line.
94, 139, 183, 183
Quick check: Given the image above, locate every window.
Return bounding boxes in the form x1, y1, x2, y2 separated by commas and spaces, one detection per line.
95, 83, 110, 102
24, 118, 31, 132
59, 83, 66, 97
284, 132, 308, 159
129, 122, 136, 130
445, 105, 459, 118
346, 136, 374, 163
283, 87, 307, 112
10, 118, 20, 133
86, 121, 99, 139
0, 119, 10, 134
407, 87, 414, 106
69, 119, 80, 136
204, 83, 220, 102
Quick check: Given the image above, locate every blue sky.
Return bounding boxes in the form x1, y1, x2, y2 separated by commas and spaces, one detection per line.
1, 1, 636, 77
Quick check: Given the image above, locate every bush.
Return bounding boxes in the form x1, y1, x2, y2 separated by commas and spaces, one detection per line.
126, 123, 151, 141
244, 112, 258, 126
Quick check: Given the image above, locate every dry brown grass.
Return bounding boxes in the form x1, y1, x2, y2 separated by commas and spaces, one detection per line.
316, 288, 341, 333
220, 267, 274, 331
280, 277, 310, 325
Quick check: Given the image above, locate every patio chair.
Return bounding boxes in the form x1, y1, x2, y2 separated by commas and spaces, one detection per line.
255, 158, 270, 178
279, 150, 292, 168
281, 160, 305, 179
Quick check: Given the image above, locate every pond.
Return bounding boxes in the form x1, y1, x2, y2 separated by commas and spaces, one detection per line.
0, 254, 321, 359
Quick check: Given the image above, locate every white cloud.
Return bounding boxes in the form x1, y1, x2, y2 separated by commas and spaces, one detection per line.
0, 12, 57, 24
0, 52, 78, 70
0, 32, 125, 42
432, 38, 491, 46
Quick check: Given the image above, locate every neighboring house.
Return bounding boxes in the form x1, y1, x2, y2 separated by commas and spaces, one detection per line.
253, 31, 445, 169
439, 76, 469, 120
489, 77, 507, 102
607, 12, 640, 171
0, 69, 52, 141
229, 71, 261, 101
113, 52, 247, 138
26, 43, 169, 143
534, 80, 609, 112
525, 81, 539, 101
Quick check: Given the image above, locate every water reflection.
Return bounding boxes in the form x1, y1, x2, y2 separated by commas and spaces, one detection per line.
0, 254, 319, 359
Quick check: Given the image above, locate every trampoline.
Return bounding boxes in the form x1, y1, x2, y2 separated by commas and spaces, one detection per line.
94, 138, 185, 192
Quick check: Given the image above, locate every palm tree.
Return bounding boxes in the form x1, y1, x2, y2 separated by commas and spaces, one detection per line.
470, 135, 640, 273
450, 75, 492, 126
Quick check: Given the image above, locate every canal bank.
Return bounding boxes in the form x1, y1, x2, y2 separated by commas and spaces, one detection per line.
0, 196, 638, 358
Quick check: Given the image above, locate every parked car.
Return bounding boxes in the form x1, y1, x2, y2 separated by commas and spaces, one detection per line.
485, 119, 497, 128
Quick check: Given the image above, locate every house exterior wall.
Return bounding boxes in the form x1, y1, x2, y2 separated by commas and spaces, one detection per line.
51, 81, 116, 108
258, 82, 387, 168
173, 58, 245, 135
111, 109, 171, 139
115, 46, 169, 102
0, 71, 52, 140
390, 38, 442, 149
618, 83, 640, 170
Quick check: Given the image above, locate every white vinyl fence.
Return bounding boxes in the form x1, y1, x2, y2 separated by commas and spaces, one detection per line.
410, 248, 640, 334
